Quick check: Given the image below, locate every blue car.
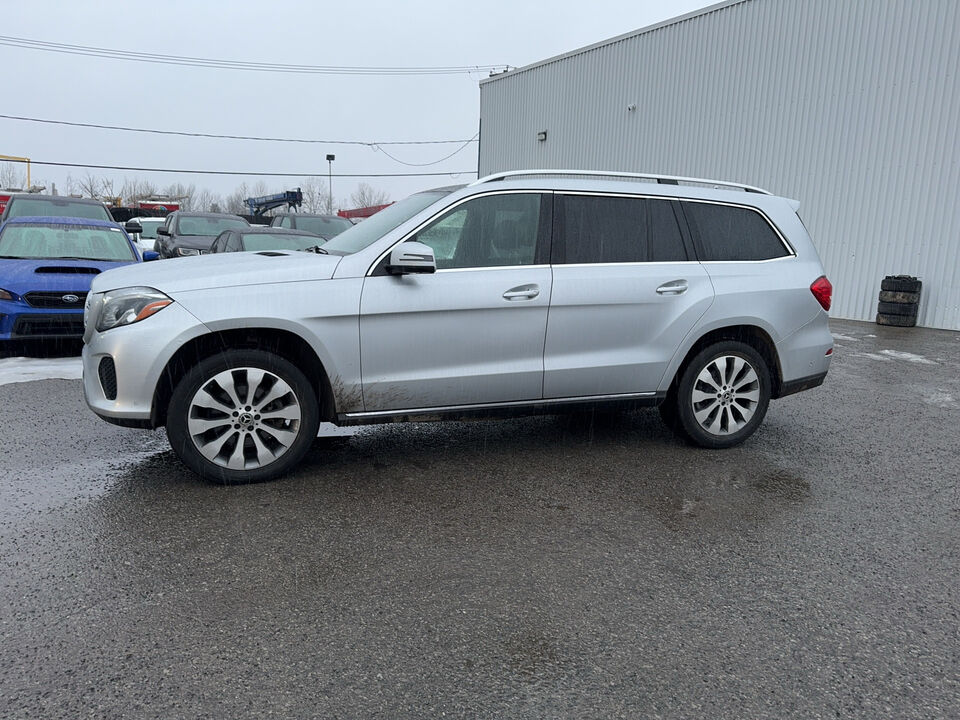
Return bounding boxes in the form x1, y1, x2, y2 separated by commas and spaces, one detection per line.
0, 216, 157, 342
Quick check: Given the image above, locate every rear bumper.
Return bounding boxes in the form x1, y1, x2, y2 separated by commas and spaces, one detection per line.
778, 371, 827, 398
774, 311, 833, 397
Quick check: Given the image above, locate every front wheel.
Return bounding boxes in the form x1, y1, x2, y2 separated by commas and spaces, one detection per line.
166, 349, 320, 484
667, 341, 771, 449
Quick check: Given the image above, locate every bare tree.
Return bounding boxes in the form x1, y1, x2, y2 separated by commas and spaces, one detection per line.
120, 178, 158, 205
298, 177, 325, 213
349, 183, 390, 209
223, 183, 250, 214
162, 182, 197, 211
0, 162, 26, 189
192, 188, 223, 214
77, 172, 107, 199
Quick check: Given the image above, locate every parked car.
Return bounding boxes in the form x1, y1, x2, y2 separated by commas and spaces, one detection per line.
209, 227, 323, 254
127, 216, 167, 253
0, 216, 156, 343
0, 194, 143, 236
82, 170, 833, 484
269, 213, 353, 239
154, 211, 250, 258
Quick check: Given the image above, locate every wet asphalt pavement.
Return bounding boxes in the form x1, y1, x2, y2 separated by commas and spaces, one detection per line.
0, 319, 958, 719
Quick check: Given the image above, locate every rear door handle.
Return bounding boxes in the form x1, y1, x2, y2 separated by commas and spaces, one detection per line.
503, 284, 540, 301
656, 280, 689, 295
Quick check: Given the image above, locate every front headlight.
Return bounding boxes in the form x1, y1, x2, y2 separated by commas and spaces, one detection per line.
0, 288, 14, 301
96, 287, 173, 332
176, 248, 200, 257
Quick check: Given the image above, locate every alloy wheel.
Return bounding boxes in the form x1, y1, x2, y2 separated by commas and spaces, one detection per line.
186, 367, 302, 470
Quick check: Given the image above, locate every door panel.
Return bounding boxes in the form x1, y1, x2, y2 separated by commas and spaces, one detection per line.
359, 268, 551, 410
544, 263, 712, 396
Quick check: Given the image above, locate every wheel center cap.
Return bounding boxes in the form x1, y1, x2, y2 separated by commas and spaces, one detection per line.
238, 412, 255, 428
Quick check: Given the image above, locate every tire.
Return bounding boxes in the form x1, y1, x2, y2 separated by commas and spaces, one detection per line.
668, 341, 771, 449
166, 349, 320, 484
876, 312, 917, 328
878, 290, 920, 304
880, 276, 921, 293
877, 301, 919, 316
660, 340, 770, 449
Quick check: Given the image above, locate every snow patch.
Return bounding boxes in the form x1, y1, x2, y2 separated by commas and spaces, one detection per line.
831, 333, 859, 342
879, 350, 936, 365
0, 357, 83, 386
921, 391, 958, 409
859, 353, 893, 362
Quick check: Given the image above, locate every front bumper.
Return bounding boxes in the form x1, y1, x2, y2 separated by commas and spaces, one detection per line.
82, 300, 208, 425
0, 301, 84, 340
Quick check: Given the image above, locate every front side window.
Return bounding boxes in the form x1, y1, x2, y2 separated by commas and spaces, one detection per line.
555, 194, 687, 264
412, 193, 542, 270
682, 202, 790, 261
0, 223, 136, 261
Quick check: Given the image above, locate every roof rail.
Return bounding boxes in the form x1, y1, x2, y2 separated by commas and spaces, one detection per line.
469, 169, 771, 195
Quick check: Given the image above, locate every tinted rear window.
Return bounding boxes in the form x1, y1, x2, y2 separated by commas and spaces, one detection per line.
555, 194, 686, 264
683, 202, 789, 261
7, 198, 112, 222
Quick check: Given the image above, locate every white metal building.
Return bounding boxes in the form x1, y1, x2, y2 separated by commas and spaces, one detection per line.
478, 0, 960, 329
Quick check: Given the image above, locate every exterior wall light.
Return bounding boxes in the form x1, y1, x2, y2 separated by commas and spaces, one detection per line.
536, 130, 548, 142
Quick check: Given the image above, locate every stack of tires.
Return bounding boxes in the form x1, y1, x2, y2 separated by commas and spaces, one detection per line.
877, 275, 921, 327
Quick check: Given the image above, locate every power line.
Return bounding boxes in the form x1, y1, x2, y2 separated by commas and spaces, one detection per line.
0, 35, 510, 76
5, 158, 477, 178
0, 113, 479, 146
373, 133, 479, 166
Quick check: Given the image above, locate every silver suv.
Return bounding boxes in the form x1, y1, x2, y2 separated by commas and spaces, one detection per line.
82, 170, 834, 484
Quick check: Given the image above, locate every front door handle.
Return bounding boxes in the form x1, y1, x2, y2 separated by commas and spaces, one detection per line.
503, 284, 540, 301
656, 280, 689, 295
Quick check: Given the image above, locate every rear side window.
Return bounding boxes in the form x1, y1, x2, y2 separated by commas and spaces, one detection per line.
554, 194, 687, 264
683, 202, 789, 261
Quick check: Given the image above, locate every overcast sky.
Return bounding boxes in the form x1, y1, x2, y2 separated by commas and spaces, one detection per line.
1, 0, 716, 208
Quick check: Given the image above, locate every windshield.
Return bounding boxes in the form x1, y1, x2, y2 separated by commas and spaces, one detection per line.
242, 233, 318, 252
0, 223, 136, 261
320, 190, 452, 255
177, 216, 249, 236
137, 219, 165, 239
295, 216, 353, 238
6, 198, 113, 221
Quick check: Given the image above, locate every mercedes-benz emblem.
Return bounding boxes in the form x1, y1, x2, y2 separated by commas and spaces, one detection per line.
62, 294, 80, 304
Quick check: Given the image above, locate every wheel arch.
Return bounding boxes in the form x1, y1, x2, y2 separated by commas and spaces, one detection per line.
663, 324, 784, 399
151, 327, 336, 427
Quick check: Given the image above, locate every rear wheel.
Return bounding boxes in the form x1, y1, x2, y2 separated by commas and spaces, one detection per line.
166, 349, 320, 484
667, 341, 771, 448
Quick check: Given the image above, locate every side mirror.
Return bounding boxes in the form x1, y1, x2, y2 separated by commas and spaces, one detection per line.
157, 227, 170, 237
142, 250, 159, 262
124, 221, 143, 234
386, 241, 436, 275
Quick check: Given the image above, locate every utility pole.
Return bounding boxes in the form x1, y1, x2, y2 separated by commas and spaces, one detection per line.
326, 154, 335, 213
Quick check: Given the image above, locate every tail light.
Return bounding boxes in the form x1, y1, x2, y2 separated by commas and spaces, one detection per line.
810, 275, 832, 311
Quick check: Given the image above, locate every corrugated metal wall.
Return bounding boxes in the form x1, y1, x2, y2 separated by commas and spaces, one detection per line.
479, 0, 960, 329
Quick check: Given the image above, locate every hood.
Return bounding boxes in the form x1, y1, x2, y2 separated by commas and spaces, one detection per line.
90, 250, 343, 295
0, 258, 133, 296
172, 235, 220, 251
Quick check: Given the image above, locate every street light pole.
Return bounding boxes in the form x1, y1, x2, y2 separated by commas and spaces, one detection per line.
326, 154, 335, 213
